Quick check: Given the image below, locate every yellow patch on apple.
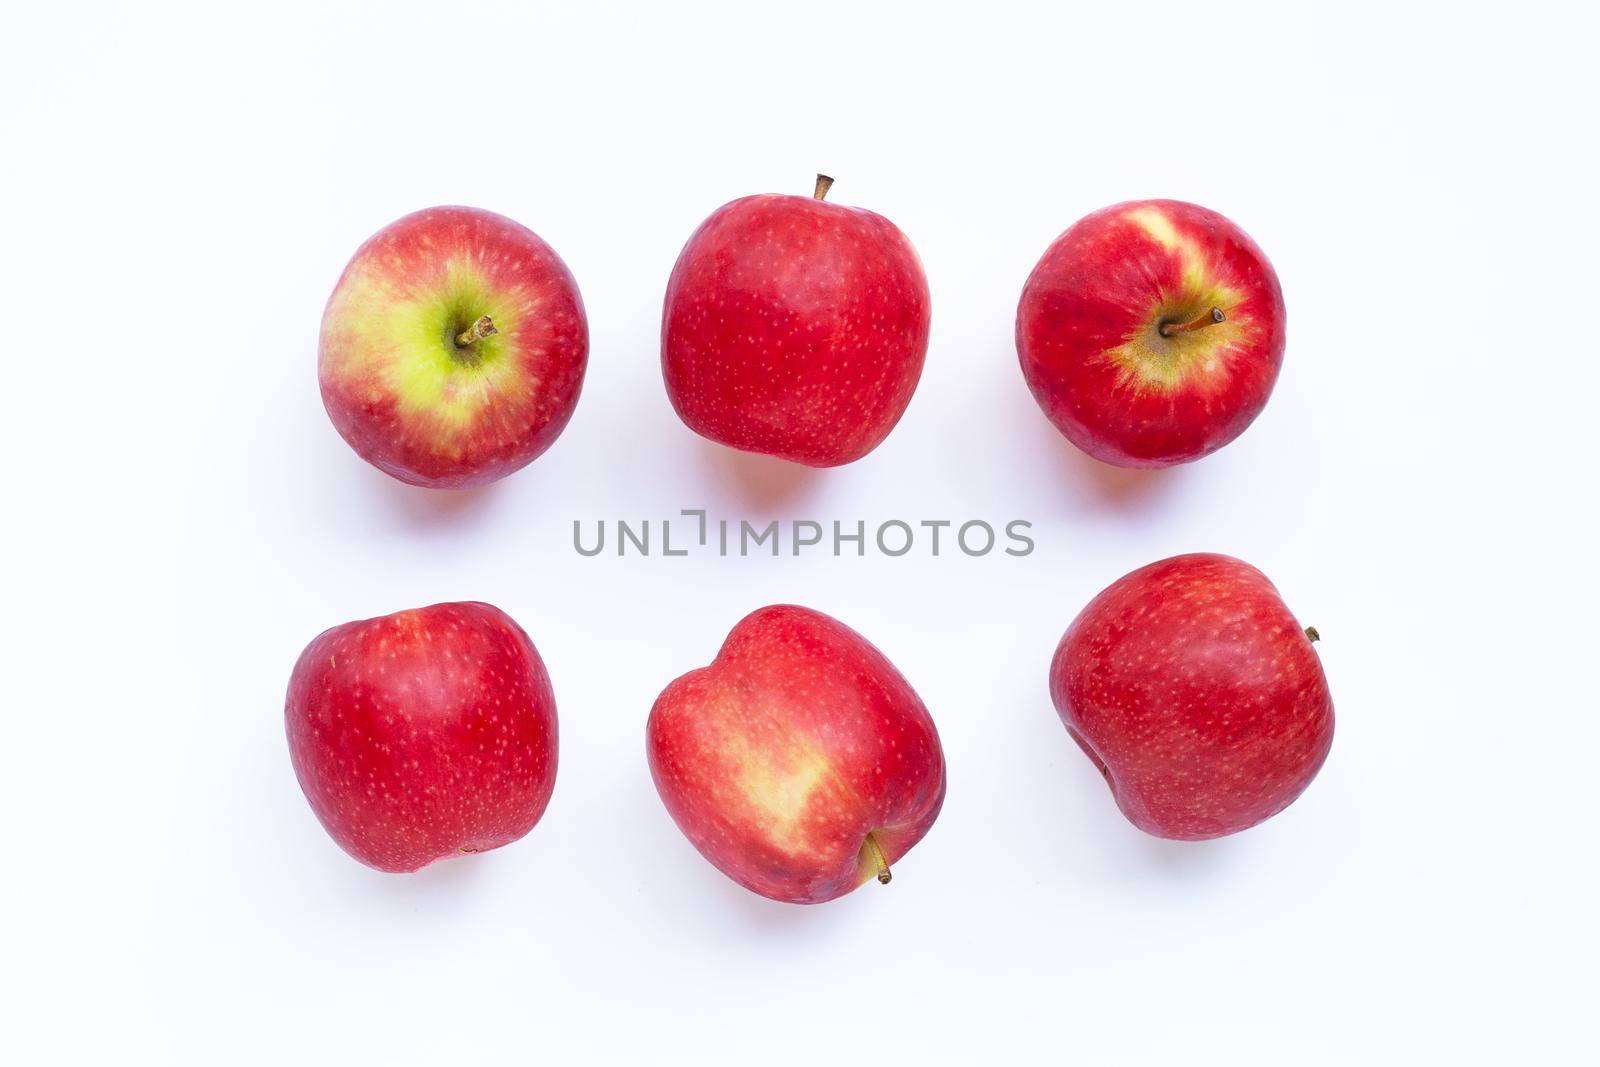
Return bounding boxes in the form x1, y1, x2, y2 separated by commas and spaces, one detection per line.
723, 731, 836, 854
330, 258, 539, 436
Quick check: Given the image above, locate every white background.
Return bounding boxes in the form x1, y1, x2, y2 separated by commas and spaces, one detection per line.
5, 1, 1596, 1063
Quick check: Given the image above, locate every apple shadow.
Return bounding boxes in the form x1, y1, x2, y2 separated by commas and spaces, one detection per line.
365, 471, 500, 530
1126, 831, 1240, 879
282, 836, 493, 920
1031, 419, 1182, 514
1073, 768, 1245, 883
698, 867, 863, 933
365, 846, 489, 903
699, 438, 824, 510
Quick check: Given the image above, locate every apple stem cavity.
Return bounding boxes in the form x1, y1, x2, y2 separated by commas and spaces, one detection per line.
813, 173, 835, 201
1305, 626, 1321, 643
1159, 306, 1225, 338
455, 315, 499, 348
864, 832, 892, 885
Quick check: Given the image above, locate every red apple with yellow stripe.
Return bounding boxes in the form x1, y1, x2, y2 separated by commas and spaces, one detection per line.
647, 605, 946, 904
1016, 199, 1286, 467
318, 206, 588, 488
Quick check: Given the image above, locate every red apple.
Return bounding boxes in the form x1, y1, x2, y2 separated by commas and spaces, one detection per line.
647, 605, 945, 904
285, 601, 558, 872
661, 175, 931, 467
1049, 554, 1333, 840
1016, 199, 1286, 467
319, 206, 587, 489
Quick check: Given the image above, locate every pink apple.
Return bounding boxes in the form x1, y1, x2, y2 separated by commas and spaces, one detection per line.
319, 206, 587, 488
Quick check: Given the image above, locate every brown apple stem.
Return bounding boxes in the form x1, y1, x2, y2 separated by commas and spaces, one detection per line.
1159, 307, 1225, 337
864, 832, 892, 885
813, 173, 835, 201
1305, 626, 1321, 642
455, 315, 499, 347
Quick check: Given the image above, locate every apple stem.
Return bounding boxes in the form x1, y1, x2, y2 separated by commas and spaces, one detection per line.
1159, 307, 1225, 337
455, 315, 499, 347
1305, 626, 1321, 643
864, 832, 892, 885
813, 173, 835, 201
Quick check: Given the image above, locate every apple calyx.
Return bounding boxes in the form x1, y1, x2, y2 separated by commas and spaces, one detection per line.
455, 314, 499, 348
813, 173, 835, 201
1305, 626, 1321, 643
863, 832, 892, 885
1158, 306, 1225, 337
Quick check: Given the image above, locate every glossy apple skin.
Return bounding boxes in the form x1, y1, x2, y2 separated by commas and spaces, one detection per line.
1050, 554, 1333, 840
647, 605, 945, 904
662, 192, 931, 466
1017, 199, 1286, 467
285, 602, 558, 872
319, 206, 588, 488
